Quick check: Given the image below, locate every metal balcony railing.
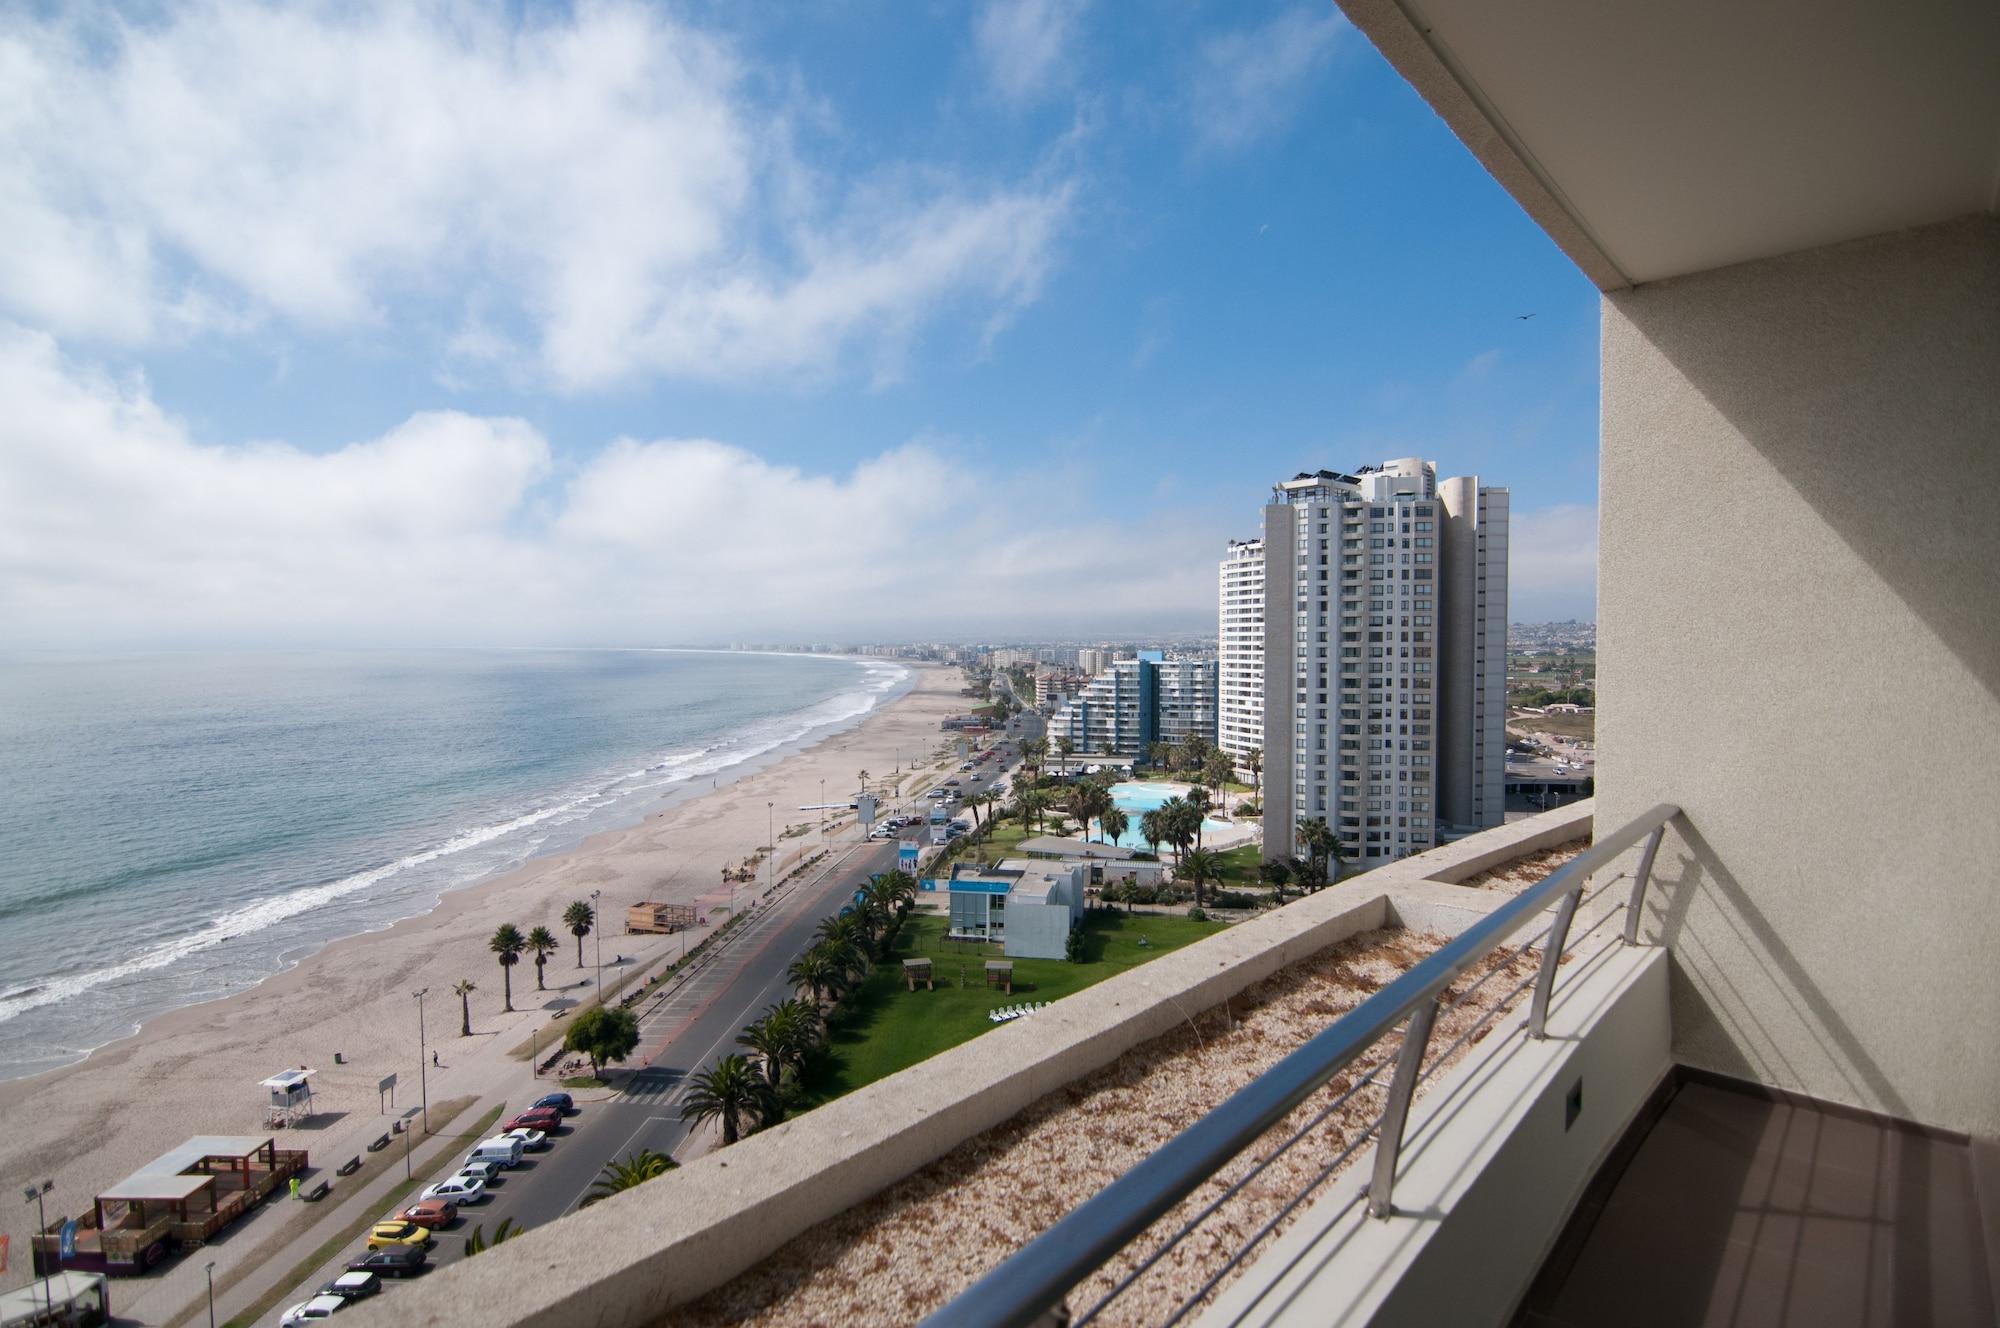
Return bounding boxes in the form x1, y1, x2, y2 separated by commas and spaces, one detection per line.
926, 803, 1680, 1328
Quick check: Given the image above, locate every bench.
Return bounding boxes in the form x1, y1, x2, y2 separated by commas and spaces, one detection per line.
336, 1157, 362, 1177
366, 1134, 391, 1153
302, 1181, 331, 1202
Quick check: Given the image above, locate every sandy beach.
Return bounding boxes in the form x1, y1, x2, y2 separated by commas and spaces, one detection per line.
0, 660, 973, 1298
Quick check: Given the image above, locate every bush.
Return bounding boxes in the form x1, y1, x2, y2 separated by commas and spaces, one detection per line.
1064, 929, 1085, 962
1210, 889, 1260, 910
1235, 801, 1261, 817
1186, 906, 1208, 921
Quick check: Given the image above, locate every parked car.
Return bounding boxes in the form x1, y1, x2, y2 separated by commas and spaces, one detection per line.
530, 1092, 574, 1113
502, 1107, 562, 1133
419, 1175, 486, 1205
466, 1134, 525, 1170
282, 1294, 349, 1325
367, 1220, 433, 1251
346, 1245, 427, 1278
869, 826, 894, 840
399, 1198, 457, 1229
503, 1127, 549, 1152
319, 1272, 381, 1302
455, 1159, 500, 1184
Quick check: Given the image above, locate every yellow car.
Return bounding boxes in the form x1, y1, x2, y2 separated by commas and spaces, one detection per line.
366, 1220, 433, 1251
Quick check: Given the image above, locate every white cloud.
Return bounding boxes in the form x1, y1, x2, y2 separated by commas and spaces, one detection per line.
975, 0, 1085, 106
1188, 8, 1347, 153
0, 328, 1215, 645
0, 2, 1071, 389
1455, 348, 1502, 384
1509, 503, 1599, 621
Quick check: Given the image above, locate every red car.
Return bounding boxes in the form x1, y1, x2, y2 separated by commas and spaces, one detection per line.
503, 1107, 561, 1133
400, 1197, 457, 1229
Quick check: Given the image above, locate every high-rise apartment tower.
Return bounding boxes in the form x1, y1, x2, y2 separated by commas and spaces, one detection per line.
1255, 459, 1507, 870
1218, 539, 1265, 767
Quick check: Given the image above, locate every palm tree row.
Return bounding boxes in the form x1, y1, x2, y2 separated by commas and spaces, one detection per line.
684, 869, 919, 1148
458, 898, 596, 1033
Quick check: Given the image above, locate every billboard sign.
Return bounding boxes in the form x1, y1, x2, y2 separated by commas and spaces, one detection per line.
856, 793, 877, 832
898, 840, 920, 877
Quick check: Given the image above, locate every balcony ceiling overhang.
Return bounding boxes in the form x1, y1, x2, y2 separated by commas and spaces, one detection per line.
1338, 0, 2000, 290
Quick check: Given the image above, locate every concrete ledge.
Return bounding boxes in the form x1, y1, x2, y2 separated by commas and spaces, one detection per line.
361, 806, 1597, 1328
1200, 939, 1671, 1328
1412, 800, 1594, 885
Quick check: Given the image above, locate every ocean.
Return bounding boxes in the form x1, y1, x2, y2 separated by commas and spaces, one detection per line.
0, 649, 909, 1080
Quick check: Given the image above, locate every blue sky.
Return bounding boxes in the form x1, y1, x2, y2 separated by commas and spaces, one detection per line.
0, 1, 1598, 647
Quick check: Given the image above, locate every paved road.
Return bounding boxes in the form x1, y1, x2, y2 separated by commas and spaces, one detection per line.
404, 739, 1022, 1268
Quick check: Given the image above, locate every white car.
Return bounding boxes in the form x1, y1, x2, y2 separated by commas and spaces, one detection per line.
421, 1175, 487, 1205
504, 1127, 549, 1152
457, 1158, 500, 1183
281, 1295, 349, 1325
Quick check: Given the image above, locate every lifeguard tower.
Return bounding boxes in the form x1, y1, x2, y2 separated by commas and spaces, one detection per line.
260, 1068, 315, 1128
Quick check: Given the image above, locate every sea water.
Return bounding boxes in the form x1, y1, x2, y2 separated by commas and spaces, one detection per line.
0, 649, 908, 1079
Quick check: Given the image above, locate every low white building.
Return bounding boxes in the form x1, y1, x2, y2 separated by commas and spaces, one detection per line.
945, 858, 1087, 960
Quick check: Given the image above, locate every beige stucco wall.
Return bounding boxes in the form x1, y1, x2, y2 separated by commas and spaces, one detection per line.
1598, 215, 2000, 1135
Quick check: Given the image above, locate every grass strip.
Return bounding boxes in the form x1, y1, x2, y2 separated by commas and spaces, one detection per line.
218, 1101, 500, 1328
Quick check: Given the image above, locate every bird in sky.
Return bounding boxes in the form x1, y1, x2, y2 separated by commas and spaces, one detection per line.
1516, 313, 1537, 320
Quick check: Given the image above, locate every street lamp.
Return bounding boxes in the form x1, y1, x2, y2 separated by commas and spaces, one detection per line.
766, 801, 774, 900
205, 1259, 217, 1328
590, 889, 603, 1005
819, 778, 826, 845
23, 1179, 53, 1316
412, 988, 429, 1135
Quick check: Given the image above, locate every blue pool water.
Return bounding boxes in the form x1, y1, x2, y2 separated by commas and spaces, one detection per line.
1103, 782, 1226, 850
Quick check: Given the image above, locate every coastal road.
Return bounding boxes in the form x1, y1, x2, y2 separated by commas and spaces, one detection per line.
414, 738, 1020, 1262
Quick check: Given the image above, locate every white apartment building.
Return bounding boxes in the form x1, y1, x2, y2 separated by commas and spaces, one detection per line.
1260, 459, 1507, 870
1217, 539, 1265, 767
1049, 651, 1215, 758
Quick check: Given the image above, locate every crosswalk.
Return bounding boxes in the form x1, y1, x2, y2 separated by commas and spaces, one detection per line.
620, 1067, 684, 1105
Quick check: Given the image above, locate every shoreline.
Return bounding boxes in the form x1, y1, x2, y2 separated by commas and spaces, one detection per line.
0, 659, 971, 1294
0, 652, 915, 1085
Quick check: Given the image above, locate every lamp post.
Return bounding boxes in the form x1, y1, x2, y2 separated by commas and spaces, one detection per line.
205, 1259, 217, 1328
23, 1179, 53, 1316
412, 988, 429, 1135
765, 802, 774, 902
819, 778, 826, 846
590, 889, 603, 1005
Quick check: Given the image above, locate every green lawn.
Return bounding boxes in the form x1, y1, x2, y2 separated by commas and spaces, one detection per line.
798, 911, 1225, 1106
1211, 841, 1265, 887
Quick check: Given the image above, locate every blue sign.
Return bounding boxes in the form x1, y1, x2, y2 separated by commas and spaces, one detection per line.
59, 1218, 76, 1259
919, 878, 939, 892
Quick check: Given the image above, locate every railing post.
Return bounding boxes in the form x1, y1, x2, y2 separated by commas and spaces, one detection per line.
1528, 885, 1582, 1039
1621, 825, 1667, 945
1367, 997, 1438, 1219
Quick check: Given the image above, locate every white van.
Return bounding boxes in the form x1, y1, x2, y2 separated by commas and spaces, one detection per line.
466, 1135, 525, 1170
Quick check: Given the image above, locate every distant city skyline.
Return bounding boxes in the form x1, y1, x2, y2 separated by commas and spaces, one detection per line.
0, 2, 1599, 648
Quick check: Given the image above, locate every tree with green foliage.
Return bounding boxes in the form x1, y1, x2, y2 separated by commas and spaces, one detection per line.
1295, 818, 1339, 891
738, 999, 820, 1089
1064, 928, 1085, 962
787, 948, 839, 1013
562, 899, 594, 967
1202, 750, 1234, 810
453, 978, 476, 1037
1139, 808, 1165, 860
1244, 747, 1263, 802
1099, 806, 1128, 848
681, 1054, 772, 1146
526, 926, 559, 991
579, 1150, 676, 1208
563, 1004, 640, 1076
489, 923, 525, 1012
1259, 857, 1293, 903
1179, 847, 1222, 910
464, 1217, 524, 1256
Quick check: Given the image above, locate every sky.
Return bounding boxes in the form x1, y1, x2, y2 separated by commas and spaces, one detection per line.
0, 0, 1600, 649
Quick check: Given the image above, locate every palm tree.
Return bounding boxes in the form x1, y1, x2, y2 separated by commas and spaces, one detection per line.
579, 1150, 676, 1208
1203, 750, 1233, 812
788, 949, 838, 1012
1180, 847, 1222, 910
1182, 786, 1212, 848
737, 1014, 791, 1090
490, 924, 525, 1012
1055, 735, 1074, 777
453, 978, 476, 1037
1244, 747, 1263, 803
464, 1217, 525, 1256
681, 1054, 771, 1146
1099, 806, 1129, 848
1296, 817, 1338, 891
1160, 796, 1200, 864
1139, 808, 1164, 859
563, 900, 594, 967
526, 926, 559, 991
1020, 788, 1050, 834
1066, 780, 1100, 841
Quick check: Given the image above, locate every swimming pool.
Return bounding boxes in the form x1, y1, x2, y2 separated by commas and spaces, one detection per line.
1101, 782, 1226, 850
